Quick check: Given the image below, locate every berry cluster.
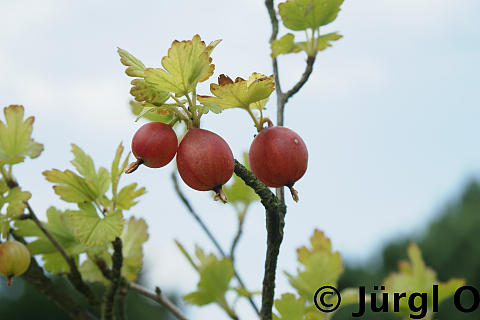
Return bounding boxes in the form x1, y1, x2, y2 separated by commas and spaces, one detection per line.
126, 121, 308, 202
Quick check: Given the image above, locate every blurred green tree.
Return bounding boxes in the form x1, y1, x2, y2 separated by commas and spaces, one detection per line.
0, 273, 181, 320
336, 180, 480, 319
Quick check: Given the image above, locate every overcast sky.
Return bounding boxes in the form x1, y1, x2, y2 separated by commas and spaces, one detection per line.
1, 0, 479, 318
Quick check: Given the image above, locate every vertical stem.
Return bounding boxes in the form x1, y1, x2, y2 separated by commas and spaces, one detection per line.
102, 237, 123, 320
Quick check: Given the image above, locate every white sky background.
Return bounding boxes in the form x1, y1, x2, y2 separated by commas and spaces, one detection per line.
1, 0, 479, 318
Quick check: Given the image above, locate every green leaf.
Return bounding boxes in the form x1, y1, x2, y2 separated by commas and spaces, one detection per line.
231, 287, 261, 299
0, 105, 43, 165
2, 187, 31, 217
111, 142, 129, 197
130, 79, 170, 105
197, 101, 223, 115
118, 48, 146, 78
44, 145, 111, 203
278, 0, 344, 31
184, 247, 234, 306
121, 217, 149, 281
43, 169, 97, 203
273, 293, 306, 320
383, 243, 465, 318
0, 215, 10, 239
15, 207, 87, 274
197, 73, 274, 110
145, 35, 220, 96
69, 202, 124, 247
224, 153, 260, 205
271, 32, 342, 58
286, 230, 343, 301
316, 32, 342, 51
271, 33, 304, 57
71, 144, 110, 197
130, 101, 176, 123
115, 183, 146, 210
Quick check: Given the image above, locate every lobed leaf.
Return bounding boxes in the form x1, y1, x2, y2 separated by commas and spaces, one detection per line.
118, 48, 146, 78
286, 230, 343, 300
383, 243, 465, 318
271, 33, 304, 57
315, 32, 342, 51
278, 0, 344, 31
130, 79, 170, 105
273, 293, 306, 320
68, 202, 124, 247
145, 35, 220, 96
121, 217, 149, 281
271, 32, 342, 57
184, 247, 234, 306
115, 183, 146, 210
197, 73, 274, 110
0, 105, 43, 165
43, 169, 98, 203
130, 101, 176, 123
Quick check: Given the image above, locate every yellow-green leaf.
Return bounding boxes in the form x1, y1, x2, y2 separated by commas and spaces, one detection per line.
145, 35, 220, 96
43, 169, 97, 203
383, 243, 466, 318
115, 183, 146, 210
130, 101, 176, 123
273, 293, 306, 320
2, 187, 31, 217
278, 0, 344, 31
0, 105, 43, 165
286, 230, 343, 300
271, 33, 304, 57
183, 247, 234, 306
118, 48, 146, 78
71, 144, 110, 197
130, 79, 170, 105
69, 203, 124, 247
197, 73, 274, 110
121, 217, 149, 281
316, 32, 342, 51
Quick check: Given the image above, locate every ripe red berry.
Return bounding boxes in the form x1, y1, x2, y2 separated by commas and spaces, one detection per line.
249, 126, 308, 201
176, 128, 234, 202
0, 240, 31, 286
126, 122, 178, 173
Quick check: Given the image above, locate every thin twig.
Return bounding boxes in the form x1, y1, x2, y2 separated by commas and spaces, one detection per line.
229, 206, 247, 261
265, 0, 284, 126
12, 233, 97, 320
102, 237, 123, 320
233, 161, 286, 320
128, 282, 189, 320
23, 201, 100, 309
283, 55, 317, 104
171, 171, 260, 315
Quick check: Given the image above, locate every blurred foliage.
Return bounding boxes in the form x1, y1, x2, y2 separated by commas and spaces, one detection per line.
0, 273, 181, 320
336, 179, 480, 319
